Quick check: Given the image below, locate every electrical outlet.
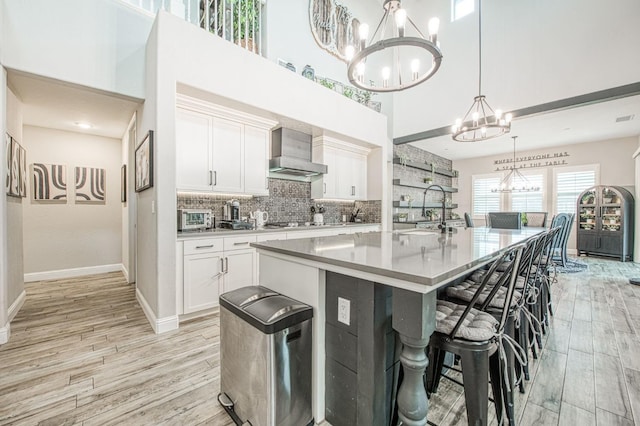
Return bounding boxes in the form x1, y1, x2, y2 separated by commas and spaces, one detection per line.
338, 297, 350, 326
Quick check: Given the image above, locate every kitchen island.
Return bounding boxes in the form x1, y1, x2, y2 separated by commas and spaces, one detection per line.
252, 227, 543, 426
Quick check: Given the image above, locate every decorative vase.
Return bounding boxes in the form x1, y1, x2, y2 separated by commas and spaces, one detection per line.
302, 65, 315, 80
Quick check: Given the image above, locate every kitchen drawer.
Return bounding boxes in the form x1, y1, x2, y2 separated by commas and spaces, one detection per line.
224, 234, 257, 251
184, 238, 224, 255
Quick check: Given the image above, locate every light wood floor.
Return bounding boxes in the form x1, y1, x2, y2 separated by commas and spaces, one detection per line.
1, 258, 640, 425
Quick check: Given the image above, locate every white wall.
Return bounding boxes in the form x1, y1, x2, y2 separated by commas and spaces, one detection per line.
5, 85, 24, 315
453, 136, 637, 250
21, 126, 122, 277
394, 0, 640, 137
0, 68, 8, 342
1, 0, 152, 99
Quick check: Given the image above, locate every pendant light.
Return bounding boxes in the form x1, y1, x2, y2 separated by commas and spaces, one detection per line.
492, 136, 541, 193
451, 0, 511, 142
345, 0, 443, 93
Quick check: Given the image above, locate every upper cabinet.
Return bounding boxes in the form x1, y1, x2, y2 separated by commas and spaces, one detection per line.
175, 95, 276, 196
311, 137, 369, 200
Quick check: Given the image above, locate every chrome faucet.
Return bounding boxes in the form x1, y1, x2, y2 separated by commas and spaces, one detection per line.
423, 184, 447, 233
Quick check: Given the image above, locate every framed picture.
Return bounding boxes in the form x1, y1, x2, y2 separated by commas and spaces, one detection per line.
31, 163, 67, 202
75, 166, 105, 203
135, 130, 153, 192
121, 164, 127, 203
8, 137, 20, 197
18, 144, 27, 197
4, 133, 11, 195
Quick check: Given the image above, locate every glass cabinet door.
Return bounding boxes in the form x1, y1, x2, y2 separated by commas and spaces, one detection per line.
578, 188, 597, 231
600, 188, 622, 232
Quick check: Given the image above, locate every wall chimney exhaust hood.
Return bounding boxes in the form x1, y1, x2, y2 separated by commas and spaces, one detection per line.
269, 127, 327, 177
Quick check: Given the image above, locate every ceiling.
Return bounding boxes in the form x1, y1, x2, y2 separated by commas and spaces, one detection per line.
408, 94, 640, 161
7, 71, 141, 140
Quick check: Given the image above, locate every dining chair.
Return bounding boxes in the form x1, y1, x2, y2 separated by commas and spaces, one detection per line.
488, 212, 522, 230
426, 242, 527, 425
524, 212, 548, 227
464, 212, 474, 227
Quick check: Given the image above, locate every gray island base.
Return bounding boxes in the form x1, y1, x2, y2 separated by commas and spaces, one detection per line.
252, 227, 543, 425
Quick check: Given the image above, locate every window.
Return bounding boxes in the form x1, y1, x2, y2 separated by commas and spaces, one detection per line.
472, 174, 501, 217
452, 0, 474, 21
509, 172, 545, 212
553, 165, 599, 214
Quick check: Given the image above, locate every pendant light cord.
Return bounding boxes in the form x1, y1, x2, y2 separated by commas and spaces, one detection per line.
478, 0, 482, 96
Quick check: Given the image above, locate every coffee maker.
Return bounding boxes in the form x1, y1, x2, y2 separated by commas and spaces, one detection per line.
222, 200, 240, 221
220, 200, 252, 229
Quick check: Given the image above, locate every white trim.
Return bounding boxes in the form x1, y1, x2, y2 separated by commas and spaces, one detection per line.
0, 323, 9, 344
8, 290, 25, 321
136, 288, 179, 334
176, 94, 278, 130
24, 264, 123, 282
121, 264, 130, 283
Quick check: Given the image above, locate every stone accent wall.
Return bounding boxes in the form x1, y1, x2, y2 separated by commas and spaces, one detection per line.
393, 144, 457, 222
177, 178, 381, 224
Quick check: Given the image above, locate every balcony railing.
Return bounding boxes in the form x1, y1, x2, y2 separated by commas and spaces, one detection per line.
120, 0, 264, 55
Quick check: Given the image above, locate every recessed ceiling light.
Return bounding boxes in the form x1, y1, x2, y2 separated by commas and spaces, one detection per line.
74, 122, 92, 129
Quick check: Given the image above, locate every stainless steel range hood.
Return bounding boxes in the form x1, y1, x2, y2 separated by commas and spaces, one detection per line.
269, 128, 327, 177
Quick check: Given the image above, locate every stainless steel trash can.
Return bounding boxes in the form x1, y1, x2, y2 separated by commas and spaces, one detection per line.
219, 286, 313, 426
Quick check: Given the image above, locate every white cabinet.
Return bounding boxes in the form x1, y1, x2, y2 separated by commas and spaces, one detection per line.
176, 96, 276, 196
311, 137, 369, 200
183, 238, 225, 314
244, 125, 270, 196
175, 108, 212, 191
181, 235, 257, 315
211, 117, 244, 193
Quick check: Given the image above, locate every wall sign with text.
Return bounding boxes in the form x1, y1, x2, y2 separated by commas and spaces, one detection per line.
310, 0, 361, 62
493, 152, 570, 171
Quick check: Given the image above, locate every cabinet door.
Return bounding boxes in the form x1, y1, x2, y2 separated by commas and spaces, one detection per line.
175, 108, 213, 191
223, 249, 256, 293
244, 125, 269, 196
311, 146, 337, 199
184, 252, 223, 314
599, 234, 622, 256
212, 117, 244, 193
336, 151, 354, 199
351, 152, 367, 200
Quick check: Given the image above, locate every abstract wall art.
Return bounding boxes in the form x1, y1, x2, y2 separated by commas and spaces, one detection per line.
75, 166, 106, 203
18, 144, 27, 197
4, 133, 11, 196
32, 163, 67, 202
135, 130, 153, 192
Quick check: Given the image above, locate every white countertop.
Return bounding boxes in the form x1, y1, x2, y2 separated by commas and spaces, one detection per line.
253, 227, 543, 291
177, 222, 380, 240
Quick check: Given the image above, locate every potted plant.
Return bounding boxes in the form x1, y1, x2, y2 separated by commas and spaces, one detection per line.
215, 0, 261, 51
521, 213, 528, 226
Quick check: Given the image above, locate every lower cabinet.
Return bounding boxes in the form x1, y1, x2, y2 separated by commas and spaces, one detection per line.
179, 225, 381, 316
184, 251, 224, 314
182, 235, 257, 314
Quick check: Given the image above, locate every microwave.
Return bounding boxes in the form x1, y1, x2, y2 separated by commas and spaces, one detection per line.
178, 209, 212, 231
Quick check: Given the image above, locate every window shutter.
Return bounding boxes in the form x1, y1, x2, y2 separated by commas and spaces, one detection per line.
510, 174, 544, 212
472, 176, 501, 216
555, 170, 596, 214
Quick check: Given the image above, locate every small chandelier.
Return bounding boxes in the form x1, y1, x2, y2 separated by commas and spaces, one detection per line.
345, 0, 442, 93
492, 136, 541, 193
452, 0, 511, 142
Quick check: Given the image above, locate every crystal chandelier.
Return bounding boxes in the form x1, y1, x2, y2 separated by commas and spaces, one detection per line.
492, 136, 541, 193
345, 0, 442, 93
451, 0, 511, 142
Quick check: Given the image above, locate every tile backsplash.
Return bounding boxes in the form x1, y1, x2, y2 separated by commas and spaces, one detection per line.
177, 178, 381, 224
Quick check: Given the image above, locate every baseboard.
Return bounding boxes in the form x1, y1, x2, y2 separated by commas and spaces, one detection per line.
567, 248, 577, 256
121, 264, 130, 283
24, 264, 123, 282
8, 290, 26, 322
0, 323, 9, 345
136, 288, 179, 334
